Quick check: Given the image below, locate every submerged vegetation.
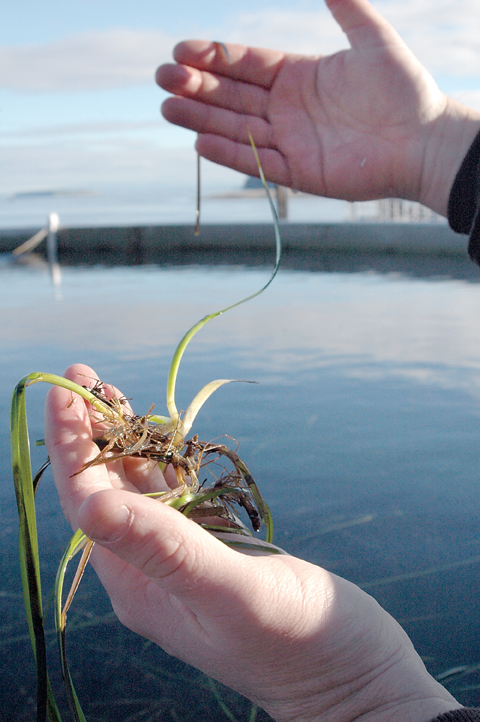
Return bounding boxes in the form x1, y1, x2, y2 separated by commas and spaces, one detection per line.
10, 59, 284, 721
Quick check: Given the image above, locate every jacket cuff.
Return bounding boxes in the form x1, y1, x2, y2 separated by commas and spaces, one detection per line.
431, 709, 480, 722
447, 129, 480, 265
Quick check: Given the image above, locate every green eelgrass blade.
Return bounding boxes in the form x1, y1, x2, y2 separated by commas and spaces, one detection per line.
209, 445, 274, 544
33, 458, 53, 494
23, 372, 118, 419
10, 376, 63, 722
166, 137, 282, 426
54, 530, 90, 722
180, 379, 240, 438
11, 372, 118, 721
205, 676, 241, 722
206, 675, 262, 722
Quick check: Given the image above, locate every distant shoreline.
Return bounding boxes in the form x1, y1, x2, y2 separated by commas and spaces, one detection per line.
7, 189, 98, 201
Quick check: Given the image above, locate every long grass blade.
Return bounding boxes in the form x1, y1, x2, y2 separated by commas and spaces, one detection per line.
54, 529, 91, 722
210, 445, 274, 544
180, 379, 236, 438
11, 372, 118, 721
24, 372, 117, 420
10, 376, 63, 722
205, 676, 241, 722
166, 97, 282, 424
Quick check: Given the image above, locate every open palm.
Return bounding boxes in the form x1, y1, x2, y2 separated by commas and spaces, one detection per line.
157, 0, 448, 207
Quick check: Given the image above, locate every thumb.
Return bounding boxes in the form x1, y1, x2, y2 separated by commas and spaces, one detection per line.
77, 488, 250, 609
325, 0, 403, 49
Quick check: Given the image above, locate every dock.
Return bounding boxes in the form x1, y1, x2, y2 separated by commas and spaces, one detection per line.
0, 222, 469, 265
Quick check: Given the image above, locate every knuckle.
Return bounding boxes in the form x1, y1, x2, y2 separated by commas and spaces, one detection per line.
133, 529, 192, 583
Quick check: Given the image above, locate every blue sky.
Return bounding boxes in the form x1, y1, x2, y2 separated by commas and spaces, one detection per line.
2, 0, 480, 202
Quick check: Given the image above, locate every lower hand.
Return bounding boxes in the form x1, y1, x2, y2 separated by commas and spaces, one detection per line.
46, 363, 461, 722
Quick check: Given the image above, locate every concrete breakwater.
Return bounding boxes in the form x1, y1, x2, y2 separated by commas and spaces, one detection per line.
0, 222, 469, 263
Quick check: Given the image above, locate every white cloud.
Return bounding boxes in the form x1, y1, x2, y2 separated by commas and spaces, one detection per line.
2, 1, 480, 94
376, 0, 480, 76
0, 137, 190, 192
2, 120, 167, 139
221, 8, 347, 56
221, 0, 480, 78
0, 134, 239, 195
0, 28, 175, 92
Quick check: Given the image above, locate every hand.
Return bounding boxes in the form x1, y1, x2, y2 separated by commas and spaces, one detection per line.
156, 0, 480, 217
46, 364, 461, 722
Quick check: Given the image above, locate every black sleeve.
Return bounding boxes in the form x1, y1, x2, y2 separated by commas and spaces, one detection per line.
431, 710, 480, 722
447, 129, 480, 265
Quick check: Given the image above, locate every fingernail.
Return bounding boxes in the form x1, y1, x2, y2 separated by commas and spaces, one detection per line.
88, 504, 132, 543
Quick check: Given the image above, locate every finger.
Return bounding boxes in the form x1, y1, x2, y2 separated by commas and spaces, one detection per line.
325, 0, 403, 49
77, 488, 334, 679
195, 133, 290, 186
162, 96, 273, 148
77, 488, 253, 616
45, 364, 167, 528
168, 40, 285, 90
121, 456, 167, 494
78, 488, 304, 694
45, 364, 116, 529
157, 63, 269, 119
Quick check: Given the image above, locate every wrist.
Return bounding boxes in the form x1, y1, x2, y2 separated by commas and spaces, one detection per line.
254, 575, 460, 722
337, 658, 462, 722
269, 660, 461, 722
276, 663, 460, 722
417, 97, 480, 217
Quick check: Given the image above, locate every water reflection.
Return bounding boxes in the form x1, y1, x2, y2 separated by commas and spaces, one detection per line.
2, 253, 480, 717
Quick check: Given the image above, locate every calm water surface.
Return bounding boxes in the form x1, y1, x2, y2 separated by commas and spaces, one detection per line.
2, 253, 480, 720
0, 186, 349, 230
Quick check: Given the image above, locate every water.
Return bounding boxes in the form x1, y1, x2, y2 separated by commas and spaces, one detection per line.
2, 252, 480, 720
0, 185, 349, 230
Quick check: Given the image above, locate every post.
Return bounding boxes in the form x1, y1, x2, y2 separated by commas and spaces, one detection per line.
47, 213, 61, 287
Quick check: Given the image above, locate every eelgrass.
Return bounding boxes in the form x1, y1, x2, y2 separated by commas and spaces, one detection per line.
11, 109, 283, 721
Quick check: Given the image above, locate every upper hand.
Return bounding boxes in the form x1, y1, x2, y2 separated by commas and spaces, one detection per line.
156, 0, 480, 216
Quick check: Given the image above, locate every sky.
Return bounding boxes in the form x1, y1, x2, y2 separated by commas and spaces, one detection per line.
2, 0, 480, 220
